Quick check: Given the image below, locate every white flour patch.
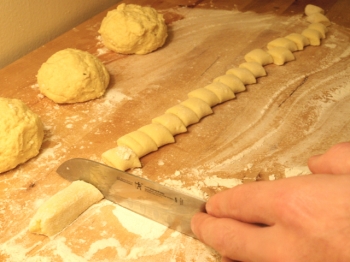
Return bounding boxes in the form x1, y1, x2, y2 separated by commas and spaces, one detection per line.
284, 166, 311, 178
204, 175, 242, 188
104, 88, 130, 103
112, 205, 168, 239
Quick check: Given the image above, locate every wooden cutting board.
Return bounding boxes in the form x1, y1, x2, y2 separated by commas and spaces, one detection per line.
1, 1, 350, 261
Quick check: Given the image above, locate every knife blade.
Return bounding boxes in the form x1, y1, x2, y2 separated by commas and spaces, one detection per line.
56, 158, 206, 238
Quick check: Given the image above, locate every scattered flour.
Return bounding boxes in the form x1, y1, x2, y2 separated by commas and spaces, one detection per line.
284, 166, 311, 178
112, 205, 168, 239
204, 175, 242, 187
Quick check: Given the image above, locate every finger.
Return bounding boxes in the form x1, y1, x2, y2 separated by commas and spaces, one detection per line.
205, 181, 278, 225
191, 212, 268, 262
308, 142, 350, 174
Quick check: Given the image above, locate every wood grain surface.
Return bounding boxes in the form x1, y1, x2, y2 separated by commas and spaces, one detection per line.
1, 1, 350, 261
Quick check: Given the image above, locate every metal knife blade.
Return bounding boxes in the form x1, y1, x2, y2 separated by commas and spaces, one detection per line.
56, 158, 206, 238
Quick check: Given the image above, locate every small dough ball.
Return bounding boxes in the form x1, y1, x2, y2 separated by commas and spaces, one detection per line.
239, 62, 266, 78
0, 98, 44, 173
102, 146, 141, 171
204, 82, 236, 103
213, 75, 246, 93
306, 13, 331, 26
285, 33, 310, 50
304, 4, 325, 16
225, 68, 256, 85
308, 23, 328, 39
187, 88, 220, 107
117, 131, 158, 158
267, 47, 295, 66
99, 3, 168, 55
29, 180, 103, 236
267, 38, 298, 52
181, 97, 213, 119
165, 104, 200, 127
244, 49, 274, 65
37, 48, 110, 104
301, 28, 323, 46
152, 113, 187, 135
138, 123, 175, 147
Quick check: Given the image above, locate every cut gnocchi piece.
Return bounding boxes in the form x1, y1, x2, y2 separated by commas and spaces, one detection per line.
239, 62, 266, 78
181, 97, 213, 119
285, 33, 310, 50
304, 4, 324, 16
117, 131, 157, 157
204, 82, 236, 103
225, 68, 256, 85
306, 13, 331, 26
138, 123, 175, 147
188, 88, 221, 107
152, 113, 187, 135
301, 28, 323, 46
244, 49, 274, 65
165, 104, 200, 127
308, 23, 328, 39
267, 47, 295, 66
213, 75, 246, 93
267, 38, 298, 52
29, 181, 103, 236
102, 146, 142, 171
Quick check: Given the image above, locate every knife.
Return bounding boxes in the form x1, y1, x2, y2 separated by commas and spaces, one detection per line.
56, 158, 206, 238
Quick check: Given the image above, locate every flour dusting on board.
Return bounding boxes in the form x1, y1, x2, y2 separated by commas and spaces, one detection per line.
2, 5, 350, 262
112, 205, 168, 239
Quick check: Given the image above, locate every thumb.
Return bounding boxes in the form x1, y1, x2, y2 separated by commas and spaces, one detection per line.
308, 142, 350, 174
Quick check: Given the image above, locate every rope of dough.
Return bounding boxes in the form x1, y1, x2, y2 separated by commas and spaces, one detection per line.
101, 4, 331, 171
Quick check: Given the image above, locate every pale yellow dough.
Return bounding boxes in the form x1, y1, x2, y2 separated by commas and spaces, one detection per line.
285, 33, 310, 50
138, 123, 175, 147
302, 28, 323, 46
152, 113, 187, 135
37, 48, 110, 104
306, 13, 331, 26
213, 75, 246, 93
102, 146, 141, 171
117, 131, 158, 157
305, 4, 324, 16
308, 23, 328, 39
267, 47, 295, 66
226, 68, 256, 85
187, 88, 221, 107
165, 104, 200, 127
239, 62, 266, 78
181, 97, 213, 119
244, 49, 274, 65
29, 181, 103, 236
267, 38, 298, 52
0, 98, 44, 173
204, 82, 236, 103
99, 3, 167, 55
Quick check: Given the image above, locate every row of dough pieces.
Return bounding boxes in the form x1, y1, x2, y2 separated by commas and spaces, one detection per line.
28, 4, 331, 237
101, 19, 330, 171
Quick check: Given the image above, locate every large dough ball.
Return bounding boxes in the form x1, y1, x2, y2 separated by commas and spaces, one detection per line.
98, 3, 168, 55
0, 98, 44, 173
37, 48, 110, 104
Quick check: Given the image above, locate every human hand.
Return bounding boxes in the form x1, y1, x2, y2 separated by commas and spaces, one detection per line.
308, 142, 350, 175
191, 142, 350, 262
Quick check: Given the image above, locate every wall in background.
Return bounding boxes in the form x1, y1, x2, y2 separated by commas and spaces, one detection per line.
0, 0, 119, 69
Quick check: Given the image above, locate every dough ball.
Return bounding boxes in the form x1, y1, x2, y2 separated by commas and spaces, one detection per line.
98, 3, 168, 55
102, 146, 141, 171
37, 48, 110, 104
0, 98, 44, 173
